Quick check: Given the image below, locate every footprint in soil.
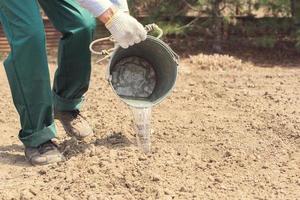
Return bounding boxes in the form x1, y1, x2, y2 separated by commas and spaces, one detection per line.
60, 132, 133, 159
59, 137, 83, 158
95, 132, 133, 148
0, 144, 29, 167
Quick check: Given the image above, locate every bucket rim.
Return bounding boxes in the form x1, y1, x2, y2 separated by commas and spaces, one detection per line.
106, 36, 180, 108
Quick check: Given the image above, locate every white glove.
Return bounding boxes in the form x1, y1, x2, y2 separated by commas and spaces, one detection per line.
105, 11, 147, 49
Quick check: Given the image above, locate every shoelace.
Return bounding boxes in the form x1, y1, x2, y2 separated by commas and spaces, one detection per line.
70, 110, 87, 124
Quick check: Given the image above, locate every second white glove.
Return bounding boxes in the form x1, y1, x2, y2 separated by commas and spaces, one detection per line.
105, 11, 147, 49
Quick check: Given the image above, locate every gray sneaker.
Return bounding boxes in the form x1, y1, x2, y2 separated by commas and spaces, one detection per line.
25, 140, 65, 166
54, 110, 93, 140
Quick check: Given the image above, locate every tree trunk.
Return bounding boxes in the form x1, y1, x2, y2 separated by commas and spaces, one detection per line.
294, 0, 300, 25
247, 0, 252, 16
290, 0, 295, 17
211, 0, 223, 52
235, 2, 240, 16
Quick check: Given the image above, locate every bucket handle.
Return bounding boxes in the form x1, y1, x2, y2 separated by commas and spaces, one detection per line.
89, 24, 163, 63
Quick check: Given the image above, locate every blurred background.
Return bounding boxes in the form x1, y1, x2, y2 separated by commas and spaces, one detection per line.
1, 0, 299, 58
127, 0, 300, 57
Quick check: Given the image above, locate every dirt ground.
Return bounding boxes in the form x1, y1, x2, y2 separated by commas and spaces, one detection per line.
0, 49, 299, 200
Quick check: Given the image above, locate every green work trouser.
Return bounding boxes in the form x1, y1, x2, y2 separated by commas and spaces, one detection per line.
0, 0, 96, 147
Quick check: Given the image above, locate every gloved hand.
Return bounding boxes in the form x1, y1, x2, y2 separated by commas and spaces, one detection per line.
105, 11, 147, 49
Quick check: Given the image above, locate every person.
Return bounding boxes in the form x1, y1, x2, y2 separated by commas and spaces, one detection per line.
0, 0, 147, 165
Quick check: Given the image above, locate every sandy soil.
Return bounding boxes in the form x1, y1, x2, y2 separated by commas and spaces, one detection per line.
0, 51, 299, 200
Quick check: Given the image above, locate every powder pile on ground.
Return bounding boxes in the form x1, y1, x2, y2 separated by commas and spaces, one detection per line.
189, 53, 249, 70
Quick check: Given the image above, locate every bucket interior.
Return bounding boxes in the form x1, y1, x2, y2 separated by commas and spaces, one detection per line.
109, 36, 178, 108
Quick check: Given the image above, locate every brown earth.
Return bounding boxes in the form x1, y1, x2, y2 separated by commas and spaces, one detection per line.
0, 50, 299, 200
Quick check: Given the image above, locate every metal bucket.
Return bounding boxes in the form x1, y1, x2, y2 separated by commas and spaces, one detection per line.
90, 24, 179, 108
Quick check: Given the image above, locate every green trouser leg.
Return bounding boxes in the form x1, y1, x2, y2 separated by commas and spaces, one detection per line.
38, 0, 96, 111
0, 0, 56, 147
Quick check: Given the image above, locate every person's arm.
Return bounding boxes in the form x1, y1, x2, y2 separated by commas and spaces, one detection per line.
98, 6, 117, 24
77, 0, 113, 17
77, 0, 147, 49
110, 0, 129, 12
